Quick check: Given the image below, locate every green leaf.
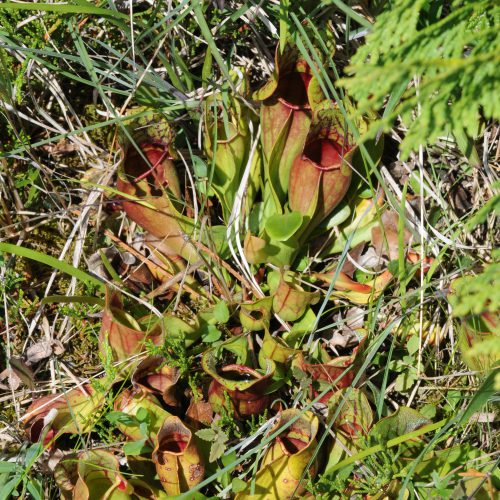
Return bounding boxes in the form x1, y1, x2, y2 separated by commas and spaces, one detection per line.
213, 301, 230, 324
206, 225, 231, 259
41, 295, 103, 306
394, 367, 418, 392
325, 202, 351, 228
419, 404, 437, 420
123, 439, 153, 456
0, 1, 128, 19
406, 335, 420, 356
370, 407, 431, 444
264, 211, 303, 242
329, 418, 447, 474
285, 308, 317, 346
202, 325, 222, 343
387, 259, 399, 276
191, 2, 232, 83
162, 314, 201, 347
192, 155, 208, 178
0, 475, 21, 499
202, 47, 213, 87
139, 421, 149, 438
135, 407, 149, 423
326, 0, 372, 29
450, 262, 500, 317
221, 451, 238, 468
106, 411, 138, 427
195, 429, 217, 442
231, 478, 247, 493
25, 478, 43, 500
458, 368, 498, 426
341, 0, 500, 157
220, 336, 250, 366
445, 390, 462, 412
209, 438, 227, 463
25, 444, 43, 465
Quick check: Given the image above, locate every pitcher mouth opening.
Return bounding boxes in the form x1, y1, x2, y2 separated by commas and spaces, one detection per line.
159, 433, 189, 454
278, 433, 309, 454
124, 142, 173, 187
212, 120, 239, 144
302, 138, 350, 172
277, 72, 312, 110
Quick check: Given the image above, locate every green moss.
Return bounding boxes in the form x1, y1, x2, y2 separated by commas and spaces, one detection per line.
81, 104, 116, 149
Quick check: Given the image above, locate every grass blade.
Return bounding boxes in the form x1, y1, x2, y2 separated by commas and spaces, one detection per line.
0, 243, 103, 290
0, 1, 128, 19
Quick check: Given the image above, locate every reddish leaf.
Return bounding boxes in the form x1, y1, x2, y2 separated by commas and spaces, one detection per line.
24, 385, 105, 445
327, 388, 373, 438
116, 134, 197, 262
289, 136, 352, 232
54, 453, 79, 499
293, 335, 365, 404
73, 450, 133, 499
99, 288, 163, 365
132, 355, 181, 408
314, 269, 394, 305
202, 338, 276, 418
254, 43, 312, 204
185, 399, 214, 429
272, 271, 320, 322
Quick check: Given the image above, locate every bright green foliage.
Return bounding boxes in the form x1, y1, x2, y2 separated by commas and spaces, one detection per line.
196, 423, 229, 463
341, 0, 500, 156
450, 259, 500, 317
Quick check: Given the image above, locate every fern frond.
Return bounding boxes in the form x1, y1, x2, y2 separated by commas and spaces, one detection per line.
341, 0, 500, 156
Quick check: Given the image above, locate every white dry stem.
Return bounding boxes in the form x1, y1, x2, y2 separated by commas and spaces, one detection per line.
0, 101, 65, 136
26, 60, 100, 158
118, 33, 170, 115
418, 144, 425, 376
16, 18, 175, 353
226, 121, 263, 295
402, 164, 448, 212
345, 251, 379, 275
245, 5, 278, 37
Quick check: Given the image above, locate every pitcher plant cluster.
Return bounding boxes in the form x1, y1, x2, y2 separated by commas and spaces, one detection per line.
21, 41, 493, 499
